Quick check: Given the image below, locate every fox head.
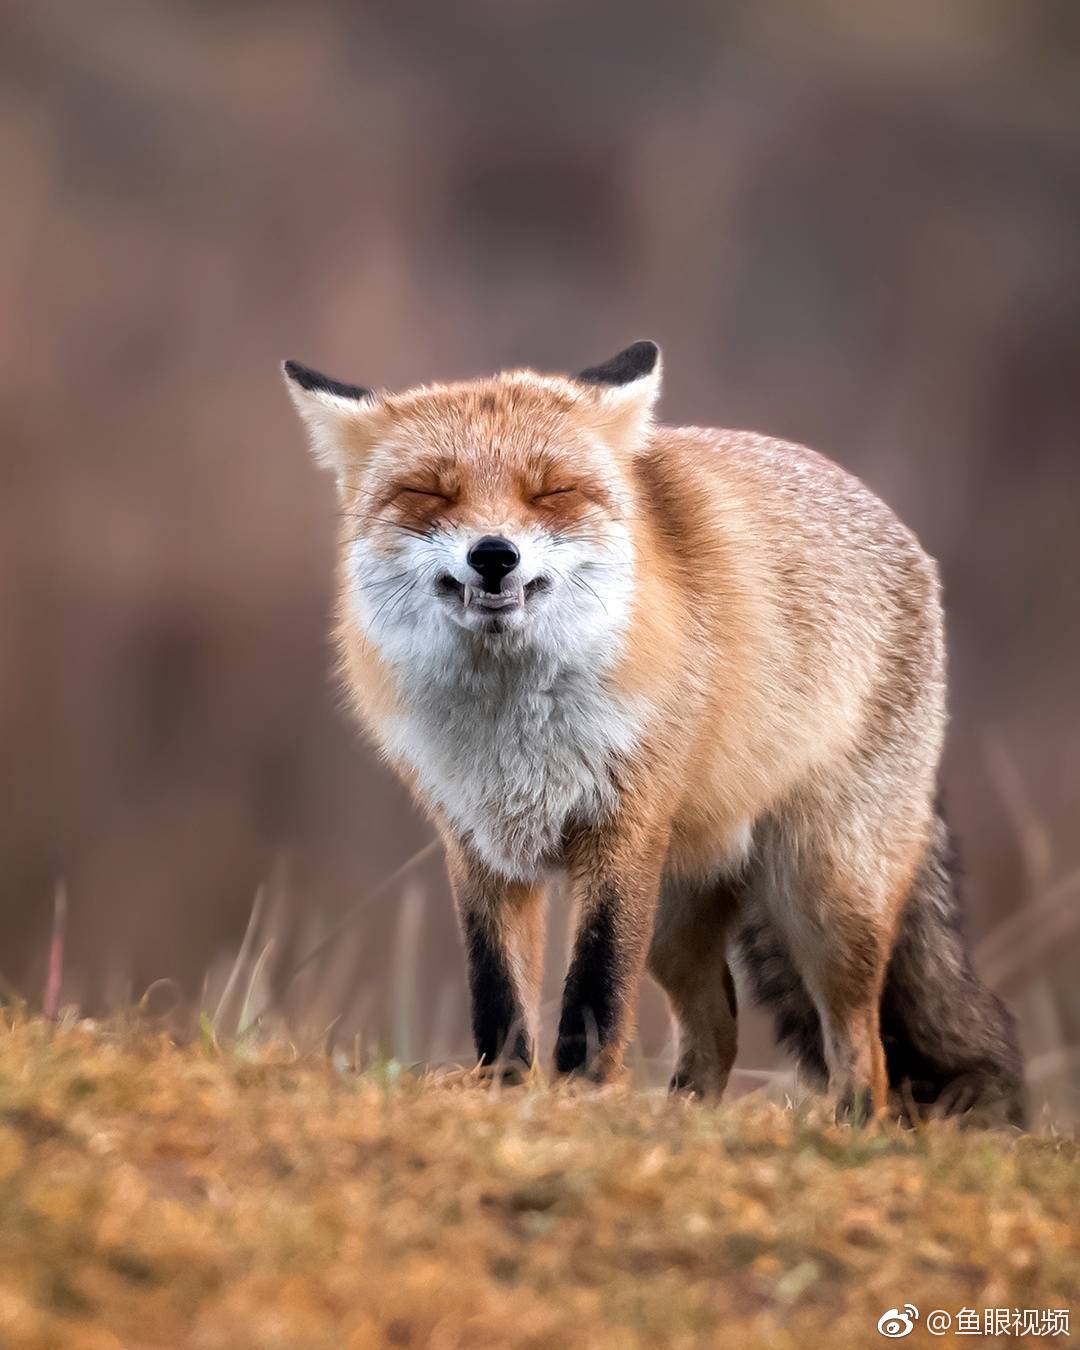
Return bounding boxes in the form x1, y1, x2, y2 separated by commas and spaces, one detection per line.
283, 342, 661, 673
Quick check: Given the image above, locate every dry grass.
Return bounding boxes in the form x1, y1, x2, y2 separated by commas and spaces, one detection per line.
0, 1014, 1076, 1349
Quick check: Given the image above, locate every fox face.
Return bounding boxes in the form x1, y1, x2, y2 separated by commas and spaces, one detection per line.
284, 343, 661, 677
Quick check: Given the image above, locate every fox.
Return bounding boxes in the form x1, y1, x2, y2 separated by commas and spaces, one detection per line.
283, 340, 1024, 1124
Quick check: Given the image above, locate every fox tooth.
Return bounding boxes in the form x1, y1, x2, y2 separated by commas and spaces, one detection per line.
463, 584, 474, 609
514, 583, 525, 606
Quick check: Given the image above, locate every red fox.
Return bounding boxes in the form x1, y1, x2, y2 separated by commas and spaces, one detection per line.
284, 341, 1023, 1123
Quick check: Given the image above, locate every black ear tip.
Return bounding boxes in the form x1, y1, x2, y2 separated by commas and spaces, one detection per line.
283, 359, 372, 402
624, 339, 660, 370
283, 359, 318, 389
577, 340, 661, 387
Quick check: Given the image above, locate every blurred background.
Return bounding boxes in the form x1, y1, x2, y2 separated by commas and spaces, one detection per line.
1, 0, 1077, 1117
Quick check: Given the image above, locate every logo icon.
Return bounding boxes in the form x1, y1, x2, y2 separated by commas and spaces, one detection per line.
877, 1305, 919, 1338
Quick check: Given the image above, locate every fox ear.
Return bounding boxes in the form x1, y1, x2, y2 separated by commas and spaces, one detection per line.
576, 340, 661, 450
282, 359, 381, 489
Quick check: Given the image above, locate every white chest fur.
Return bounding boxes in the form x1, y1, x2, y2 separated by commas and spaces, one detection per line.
383, 654, 642, 880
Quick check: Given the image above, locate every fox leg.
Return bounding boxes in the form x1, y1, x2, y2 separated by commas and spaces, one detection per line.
795, 917, 891, 1121
647, 872, 741, 1097
444, 836, 545, 1081
757, 813, 907, 1120
554, 821, 668, 1083
818, 980, 890, 1122
801, 903, 894, 1121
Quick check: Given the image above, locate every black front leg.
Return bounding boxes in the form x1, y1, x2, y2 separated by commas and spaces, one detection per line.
554, 824, 665, 1083
554, 891, 621, 1076
444, 837, 544, 1080
461, 907, 532, 1073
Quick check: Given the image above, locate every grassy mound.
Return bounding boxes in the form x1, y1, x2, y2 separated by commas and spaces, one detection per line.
0, 1016, 1075, 1347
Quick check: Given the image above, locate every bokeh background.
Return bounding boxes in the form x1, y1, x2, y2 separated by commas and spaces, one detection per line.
2, 0, 1077, 1117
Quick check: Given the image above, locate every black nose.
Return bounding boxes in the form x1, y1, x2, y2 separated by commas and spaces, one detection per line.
467, 535, 520, 590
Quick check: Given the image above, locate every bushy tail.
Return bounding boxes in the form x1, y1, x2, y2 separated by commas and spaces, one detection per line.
737, 813, 1025, 1126
879, 813, 1024, 1124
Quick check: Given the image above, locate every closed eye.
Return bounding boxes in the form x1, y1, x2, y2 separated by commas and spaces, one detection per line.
397, 486, 453, 503
533, 486, 577, 502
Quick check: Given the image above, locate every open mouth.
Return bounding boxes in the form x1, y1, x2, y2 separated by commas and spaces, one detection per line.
436, 575, 550, 612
